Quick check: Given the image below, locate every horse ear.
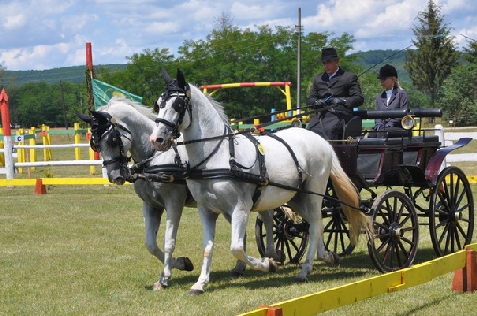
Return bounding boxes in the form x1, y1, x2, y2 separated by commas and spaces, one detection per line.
176, 69, 187, 87
176, 69, 189, 93
162, 67, 173, 85
91, 111, 112, 124
76, 111, 93, 124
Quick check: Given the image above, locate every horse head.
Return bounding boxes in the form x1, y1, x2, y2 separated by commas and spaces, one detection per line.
151, 68, 192, 152
77, 111, 132, 185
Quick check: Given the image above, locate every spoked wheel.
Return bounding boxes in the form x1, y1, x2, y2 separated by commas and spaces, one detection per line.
322, 209, 355, 256
429, 166, 474, 256
255, 205, 309, 264
368, 189, 419, 272
322, 181, 355, 256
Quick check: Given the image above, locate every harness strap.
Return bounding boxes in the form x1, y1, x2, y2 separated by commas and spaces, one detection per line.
229, 133, 269, 206
184, 125, 230, 178
261, 131, 304, 189
245, 133, 269, 205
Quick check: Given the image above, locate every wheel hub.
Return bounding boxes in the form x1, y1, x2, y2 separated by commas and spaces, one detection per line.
389, 223, 403, 239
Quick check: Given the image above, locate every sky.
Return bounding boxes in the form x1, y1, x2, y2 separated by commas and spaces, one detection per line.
1, 0, 477, 71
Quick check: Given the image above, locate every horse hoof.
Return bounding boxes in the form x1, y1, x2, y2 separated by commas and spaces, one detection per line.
153, 282, 167, 290
178, 257, 194, 271
189, 289, 204, 295
330, 252, 340, 265
230, 261, 246, 277
294, 276, 308, 283
269, 258, 278, 273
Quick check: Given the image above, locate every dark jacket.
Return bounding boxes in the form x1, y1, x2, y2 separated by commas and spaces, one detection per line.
306, 68, 363, 140
374, 87, 409, 128
306, 68, 364, 118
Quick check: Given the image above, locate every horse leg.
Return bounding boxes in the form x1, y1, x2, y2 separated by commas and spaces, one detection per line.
291, 196, 337, 282
142, 203, 167, 289
230, 208, 277, 273
260, 209, 283, 262
157, 198, 194, 290
189, 207, 219, 295
222, 212, 247, 277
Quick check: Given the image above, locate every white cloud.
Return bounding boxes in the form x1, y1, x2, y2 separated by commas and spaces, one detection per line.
1, 0, 477, 71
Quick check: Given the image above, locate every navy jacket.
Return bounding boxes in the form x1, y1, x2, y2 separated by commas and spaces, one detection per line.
374, 87, 409, 128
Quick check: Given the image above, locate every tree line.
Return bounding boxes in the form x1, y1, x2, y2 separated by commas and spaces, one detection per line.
1, 0, 477, 128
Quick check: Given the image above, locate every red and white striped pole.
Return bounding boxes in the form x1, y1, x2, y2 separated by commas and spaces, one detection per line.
0, 88, 14, 179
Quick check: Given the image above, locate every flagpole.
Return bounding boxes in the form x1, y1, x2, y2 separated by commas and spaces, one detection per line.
85, 43, 100, 160
86, 42, 95, 110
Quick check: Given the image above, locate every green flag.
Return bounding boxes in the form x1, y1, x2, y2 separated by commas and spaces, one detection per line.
92, 79, 143, 109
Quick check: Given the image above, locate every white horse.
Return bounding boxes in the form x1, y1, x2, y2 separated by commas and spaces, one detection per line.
77, 97, 276, 289
150, 69, 372, 294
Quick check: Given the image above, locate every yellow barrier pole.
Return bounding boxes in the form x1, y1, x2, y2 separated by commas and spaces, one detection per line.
46, 126, 52, 160
0, 127, 4, 166
16, 129, 24, 173
29, 127, 37, 170
41, 124, 48, 160
87, 127, 96, 175
74, 123, 81, 160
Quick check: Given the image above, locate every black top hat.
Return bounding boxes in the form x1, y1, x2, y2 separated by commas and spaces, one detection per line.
321, 48, 339, 62
377, 64, 398, 79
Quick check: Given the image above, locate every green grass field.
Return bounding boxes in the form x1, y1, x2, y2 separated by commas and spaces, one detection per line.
1, 128, 477, 315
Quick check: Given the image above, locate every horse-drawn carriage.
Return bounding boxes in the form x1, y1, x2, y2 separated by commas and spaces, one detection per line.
255, 108, 474, 272
80, 68, 474, 294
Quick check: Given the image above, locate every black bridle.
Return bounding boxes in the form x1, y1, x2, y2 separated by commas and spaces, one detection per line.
90, 119, 132, 168
154, 81, 192, 140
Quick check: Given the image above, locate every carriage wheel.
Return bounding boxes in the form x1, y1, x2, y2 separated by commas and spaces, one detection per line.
429, 166, 474, 256
255, 206, 309, 264
368, 189, 419, 272
322, 209, 355, 256
322, 181, 355, 256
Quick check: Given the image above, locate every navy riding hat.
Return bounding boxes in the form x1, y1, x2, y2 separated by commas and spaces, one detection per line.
377, 64, 398, 79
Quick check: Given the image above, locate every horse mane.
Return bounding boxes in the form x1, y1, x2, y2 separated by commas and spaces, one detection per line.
97, 97, 157, 121
190, 85, 229, 125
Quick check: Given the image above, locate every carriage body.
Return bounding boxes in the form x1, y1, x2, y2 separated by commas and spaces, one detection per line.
257, 108, 474, 272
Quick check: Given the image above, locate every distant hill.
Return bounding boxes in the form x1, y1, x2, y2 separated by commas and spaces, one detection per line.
3, 50, 410, 86
350, 49, 410, 82
4, 64, 127, 86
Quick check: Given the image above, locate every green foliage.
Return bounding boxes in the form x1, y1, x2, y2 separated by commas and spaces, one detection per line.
14, 81, 88, 128
437, 62, 477, 126
353, 49, 410, 82
404, 0, 458, 107
462, 37, 477, 64
97, 49, 175, 107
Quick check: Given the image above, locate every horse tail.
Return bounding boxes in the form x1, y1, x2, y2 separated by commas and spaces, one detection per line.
329, 150, 372, 247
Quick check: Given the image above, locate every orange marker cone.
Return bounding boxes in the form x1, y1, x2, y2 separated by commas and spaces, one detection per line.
34, 178, 47, 194
452, 250, 477, 292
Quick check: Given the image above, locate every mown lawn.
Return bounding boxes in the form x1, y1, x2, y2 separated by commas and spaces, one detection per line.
1, 127, 476, 315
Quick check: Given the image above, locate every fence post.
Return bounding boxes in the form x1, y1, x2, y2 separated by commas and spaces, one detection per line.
29, 127, 37, 170
74, 123, 81, 160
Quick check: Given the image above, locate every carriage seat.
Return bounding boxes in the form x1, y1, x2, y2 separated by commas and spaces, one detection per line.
342, 116, 362, 139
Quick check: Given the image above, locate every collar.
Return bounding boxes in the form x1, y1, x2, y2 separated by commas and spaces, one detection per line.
329, 67, 340, 78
